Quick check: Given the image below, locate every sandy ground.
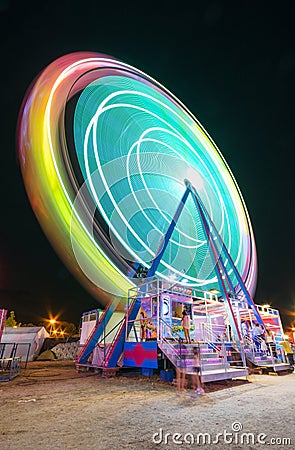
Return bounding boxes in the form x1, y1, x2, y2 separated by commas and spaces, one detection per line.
0, 361, 294, 450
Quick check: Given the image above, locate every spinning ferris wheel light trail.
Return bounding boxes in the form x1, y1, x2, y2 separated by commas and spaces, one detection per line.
17, 52, 258, 307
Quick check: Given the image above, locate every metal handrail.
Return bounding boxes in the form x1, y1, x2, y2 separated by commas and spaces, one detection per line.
101, 298, 141, 366
158, 318, 184, 364
243, 334, 278, 362
128, 278, 192, 303
159, 317, 183, 341
229, 339, 246, 368
200, 323, 224, 355
200, 323, 230, 371
243, 334, 283, 367
160, 337, 182, 364
201, 321, 246, 368
158, 319, 208, 373
125, 316, 154, 342
97, 318, 125, 346
100, 317, 127, 366
77, 301, 115, 362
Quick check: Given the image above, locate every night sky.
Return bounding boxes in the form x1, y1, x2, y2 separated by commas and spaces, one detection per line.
1, 1, 294, 328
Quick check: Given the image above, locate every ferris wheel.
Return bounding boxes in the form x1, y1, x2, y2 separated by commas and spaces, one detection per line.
18, 52, 257, 305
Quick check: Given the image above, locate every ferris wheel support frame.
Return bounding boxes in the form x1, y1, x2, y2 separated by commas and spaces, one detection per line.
146, 179, 264, 339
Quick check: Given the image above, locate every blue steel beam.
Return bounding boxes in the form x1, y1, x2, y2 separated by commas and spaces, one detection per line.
189, 184, 264, 327
146, 186, 190, 279
77, 299, 119, 364
188, 183, 243, 343
105, 299, 141, 367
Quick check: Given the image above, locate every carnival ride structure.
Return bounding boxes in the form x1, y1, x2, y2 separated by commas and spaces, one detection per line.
18, 52, 291, 380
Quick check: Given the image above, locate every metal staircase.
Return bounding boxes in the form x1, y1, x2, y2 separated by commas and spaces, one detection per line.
100, 298, 141, 368
158, 320, 248, 382
77, 300, 120, 365
159, 340, 248, 382
243, 335, 293, 373
77, 298, 141, 369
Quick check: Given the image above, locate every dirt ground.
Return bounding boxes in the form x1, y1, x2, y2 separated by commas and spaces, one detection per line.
0, 361, 294, 450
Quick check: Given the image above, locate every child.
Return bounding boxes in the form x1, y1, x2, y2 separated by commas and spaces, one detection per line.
176, 356, 186, 395
191, 346, 205, 397
175, 340, 187, 395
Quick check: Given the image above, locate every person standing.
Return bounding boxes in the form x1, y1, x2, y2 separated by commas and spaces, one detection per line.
251, 323, 264, 352
280, 339, 295, 366
176, 339, 186, 395
181, 307, 191, 344
140, 311, 147, 342
265, 329, 277, 357
241, 320, 249, 338
224, 314, 232, 342
191, 346, 205, 397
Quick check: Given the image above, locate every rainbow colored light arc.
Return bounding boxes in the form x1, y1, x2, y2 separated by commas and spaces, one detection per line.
18, 52, 257, 306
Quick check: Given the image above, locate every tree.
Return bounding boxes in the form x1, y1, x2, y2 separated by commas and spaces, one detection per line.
4, 311, 21, 327
60, 322, 77, 337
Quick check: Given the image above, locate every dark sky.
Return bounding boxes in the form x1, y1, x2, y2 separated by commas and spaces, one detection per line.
0, 1, 294, 328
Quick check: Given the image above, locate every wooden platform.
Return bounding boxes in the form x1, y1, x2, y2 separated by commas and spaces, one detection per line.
75, 363, 101, 374
75, 363, 119, 377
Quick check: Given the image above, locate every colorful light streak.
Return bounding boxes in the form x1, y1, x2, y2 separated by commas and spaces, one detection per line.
17, 52, 257, 306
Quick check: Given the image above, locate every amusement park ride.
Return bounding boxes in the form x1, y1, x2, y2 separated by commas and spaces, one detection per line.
17, 52, 292, 381
76, 181, 290, 380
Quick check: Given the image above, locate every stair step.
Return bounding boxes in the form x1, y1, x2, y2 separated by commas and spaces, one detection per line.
254, 359, 273, 366
179, 357, 223, 364
164, 350, 220, 359
161, 346, 218, 357
172, 356, 227, 366
186, 362, 230, 372
201, 367, 248, 383
172, 344, 209, 349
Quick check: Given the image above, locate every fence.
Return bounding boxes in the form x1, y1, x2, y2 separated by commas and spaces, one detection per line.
0, 357, 21, 381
